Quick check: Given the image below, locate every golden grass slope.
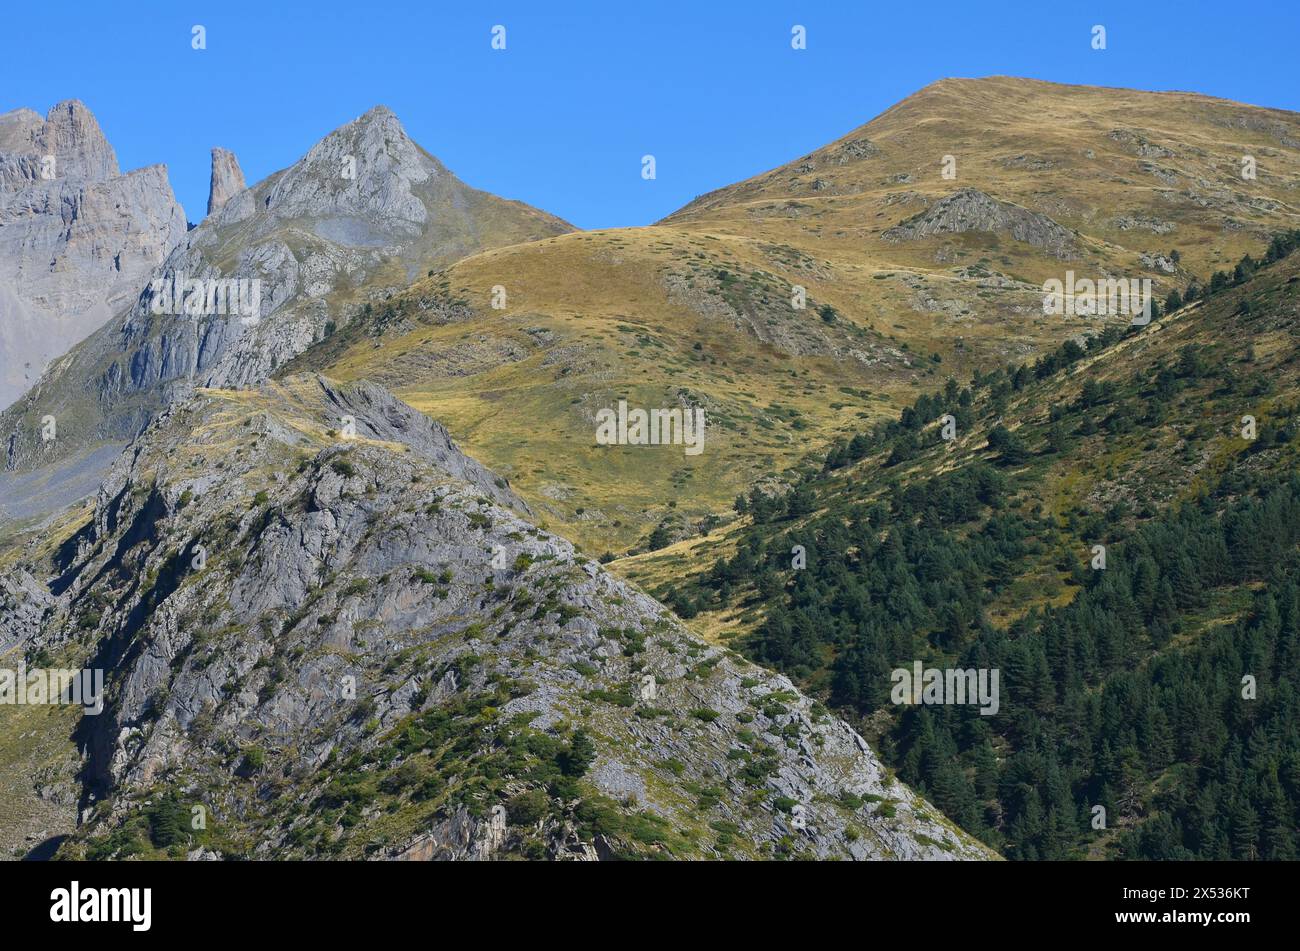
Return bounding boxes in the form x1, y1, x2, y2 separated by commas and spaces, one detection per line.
667, 76, 1300, 275
296, 225, 931, 556
297, 77, 1300, 558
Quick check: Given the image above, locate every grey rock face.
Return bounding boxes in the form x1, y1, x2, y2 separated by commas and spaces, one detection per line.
0, 567, 52, 654
308, 375, 528, 513
0, 101, 119, 188
35, 101, 120, 181
15, 376, 990, 861
883, 187, 1077, 258
206, 147, 245, 216
261, 106, 431, 231
0, 101, 186, 411
0, 109, 45, 171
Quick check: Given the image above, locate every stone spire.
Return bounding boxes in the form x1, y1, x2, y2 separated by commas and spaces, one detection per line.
207, 146, 246, 216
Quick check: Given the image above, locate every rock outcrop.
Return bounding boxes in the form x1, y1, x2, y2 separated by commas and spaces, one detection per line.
0, 101, 186, 411
206, 147, 245, 216
882, 187, 1077, 258
0, 567, 53, 655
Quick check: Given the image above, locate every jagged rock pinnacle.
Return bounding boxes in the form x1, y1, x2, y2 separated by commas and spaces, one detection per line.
207, 146, 246, 216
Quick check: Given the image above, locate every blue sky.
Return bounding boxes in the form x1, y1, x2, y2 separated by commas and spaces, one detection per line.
4, 1, 1298, 229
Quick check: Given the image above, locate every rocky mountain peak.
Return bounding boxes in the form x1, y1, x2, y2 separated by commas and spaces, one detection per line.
261, 105, 441, 232
36, 99, 119, 181
0, 100, 119, 188
207, 147, 246, 216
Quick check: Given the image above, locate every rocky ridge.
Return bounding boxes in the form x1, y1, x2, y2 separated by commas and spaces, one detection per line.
15, 374, 989, 861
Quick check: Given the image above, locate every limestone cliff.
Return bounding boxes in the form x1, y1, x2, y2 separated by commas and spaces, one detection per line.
0, 101, 186, 410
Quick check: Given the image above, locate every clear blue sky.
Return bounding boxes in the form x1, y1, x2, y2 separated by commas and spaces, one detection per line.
4, 1, 1297, 229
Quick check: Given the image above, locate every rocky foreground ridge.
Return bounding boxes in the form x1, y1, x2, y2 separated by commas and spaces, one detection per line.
7, 375, 989, 860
